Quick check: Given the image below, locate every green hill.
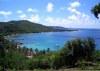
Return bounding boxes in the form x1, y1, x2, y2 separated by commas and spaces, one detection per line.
0, 20, 72, 35
0, 20, 53, 35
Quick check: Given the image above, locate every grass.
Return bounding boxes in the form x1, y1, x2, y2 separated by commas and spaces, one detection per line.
8, 68, 100, 71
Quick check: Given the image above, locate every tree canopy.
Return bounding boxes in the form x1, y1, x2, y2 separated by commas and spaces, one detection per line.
91, 3, 100, 18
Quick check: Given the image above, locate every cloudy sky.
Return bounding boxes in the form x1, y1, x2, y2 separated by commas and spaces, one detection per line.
0, 0, 100, 29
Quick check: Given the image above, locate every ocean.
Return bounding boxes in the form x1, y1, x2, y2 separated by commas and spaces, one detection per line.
7, 29, 100, 50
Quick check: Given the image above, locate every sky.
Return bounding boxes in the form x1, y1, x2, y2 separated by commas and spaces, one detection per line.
0, 0, 100, 29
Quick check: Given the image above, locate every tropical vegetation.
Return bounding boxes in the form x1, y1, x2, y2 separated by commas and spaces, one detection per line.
91, 3, 100, 18
0, 20, 73, 35
0, 34, 100, 71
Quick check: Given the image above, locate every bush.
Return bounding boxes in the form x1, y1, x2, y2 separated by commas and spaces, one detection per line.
58, 38, 96, 67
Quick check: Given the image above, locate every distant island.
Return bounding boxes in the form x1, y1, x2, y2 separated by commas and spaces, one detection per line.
0, 20, 77, 35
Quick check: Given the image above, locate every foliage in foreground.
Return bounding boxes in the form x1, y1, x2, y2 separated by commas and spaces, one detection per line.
0, 34, 100, 70
91, 3, 100, 18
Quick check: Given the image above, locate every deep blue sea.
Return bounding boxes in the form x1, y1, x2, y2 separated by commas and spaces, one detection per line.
7, 29, 100, 50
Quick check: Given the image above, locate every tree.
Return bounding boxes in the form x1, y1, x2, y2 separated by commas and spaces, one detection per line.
91, 3, 100, 18
0, 35, 8, 71
83, 38, 95, 61
47, 48, 50, 53
35, 48, 39, 54
60, 38, 96, 67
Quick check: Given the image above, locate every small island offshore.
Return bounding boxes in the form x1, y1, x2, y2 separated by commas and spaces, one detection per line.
0, 0, 100, 71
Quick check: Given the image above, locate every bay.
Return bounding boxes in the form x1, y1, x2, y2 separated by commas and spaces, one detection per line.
7, 29, 100, 50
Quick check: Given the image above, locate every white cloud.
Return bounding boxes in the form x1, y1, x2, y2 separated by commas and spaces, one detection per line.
0, 11, 12, 17
70, 1, 80, 8
17, 10, 23, 14
67, 13, 93, 25
19, 13, 40, 23
67, 14, 77, 20
28, 14, 40, 23
47, 2, 54, 12
67, 1, 81, 15
27, 8, 38, 13
57, 1, 100, 29
67, 7, 81, 15
44, 12, 100, 29
45, 17, 68, 26
19, 14, 27, 20
98, 14, 100, 20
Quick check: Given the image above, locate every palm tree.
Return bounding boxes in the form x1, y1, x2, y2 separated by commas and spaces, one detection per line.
91, 3, 100, 18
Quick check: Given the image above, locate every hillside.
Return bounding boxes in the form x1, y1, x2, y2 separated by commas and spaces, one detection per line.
0, 20, 73, 35
50, 26, 77, 31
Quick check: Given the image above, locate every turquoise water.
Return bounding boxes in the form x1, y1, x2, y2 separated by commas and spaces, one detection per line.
7, 29, 100, 50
